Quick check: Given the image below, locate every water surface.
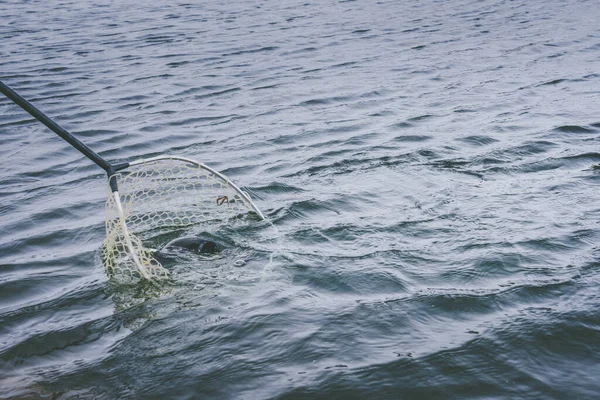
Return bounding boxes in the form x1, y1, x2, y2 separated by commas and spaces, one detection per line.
1, 0, 599, 398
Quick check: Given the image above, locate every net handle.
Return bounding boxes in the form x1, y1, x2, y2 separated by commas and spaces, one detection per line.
126, 155, 266, 220
0, 80, 114, 173
0, 80, 128, 191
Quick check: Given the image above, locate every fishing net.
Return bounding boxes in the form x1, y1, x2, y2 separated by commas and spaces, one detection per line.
101, 156, 264, 281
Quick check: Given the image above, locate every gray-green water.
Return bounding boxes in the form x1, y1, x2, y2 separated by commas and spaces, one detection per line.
1, 0, 599, 398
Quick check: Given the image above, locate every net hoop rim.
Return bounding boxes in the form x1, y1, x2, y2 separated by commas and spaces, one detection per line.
117, 155, 265, 220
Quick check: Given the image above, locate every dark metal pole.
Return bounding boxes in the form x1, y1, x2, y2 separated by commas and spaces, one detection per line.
0, 80, 114, 173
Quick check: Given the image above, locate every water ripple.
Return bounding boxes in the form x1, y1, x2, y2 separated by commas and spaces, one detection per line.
1, 0, 600, 397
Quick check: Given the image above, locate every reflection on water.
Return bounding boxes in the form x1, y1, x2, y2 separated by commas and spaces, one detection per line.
1, 0, 600, 398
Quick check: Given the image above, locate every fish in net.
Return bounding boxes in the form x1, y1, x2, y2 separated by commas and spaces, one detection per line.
102, 156, 264, 281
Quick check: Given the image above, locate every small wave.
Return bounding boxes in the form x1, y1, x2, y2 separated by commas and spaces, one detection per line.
221, 46, 278, 57
553, 125, 596, 134
456, 135, 499, 146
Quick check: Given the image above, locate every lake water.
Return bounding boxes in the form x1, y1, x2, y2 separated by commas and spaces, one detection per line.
1, 0, 599, 398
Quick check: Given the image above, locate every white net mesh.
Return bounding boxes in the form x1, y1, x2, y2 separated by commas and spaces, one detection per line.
101, 156, 262, 281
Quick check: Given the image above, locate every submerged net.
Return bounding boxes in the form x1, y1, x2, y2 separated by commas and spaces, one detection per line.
101, 156, 263, 281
